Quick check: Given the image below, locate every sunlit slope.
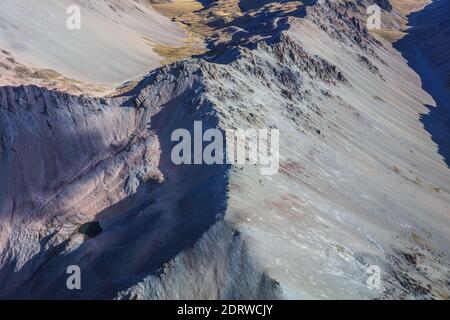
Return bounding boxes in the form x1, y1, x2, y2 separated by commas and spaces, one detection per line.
0, 0, 186, 84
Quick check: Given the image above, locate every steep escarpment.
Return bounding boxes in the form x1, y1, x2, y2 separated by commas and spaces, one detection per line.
0, 62, 231, 298
0, 0, 449, 299
394, 0, 450, 166
0, 0, 188, 91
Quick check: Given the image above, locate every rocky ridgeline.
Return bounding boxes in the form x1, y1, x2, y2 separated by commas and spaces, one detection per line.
1, 0, 449, 299
306, 0, 384, 58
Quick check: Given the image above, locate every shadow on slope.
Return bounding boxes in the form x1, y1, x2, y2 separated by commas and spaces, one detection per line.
394, 0, 450, 167
0, 0, 326, 299
0, 81, 229, 299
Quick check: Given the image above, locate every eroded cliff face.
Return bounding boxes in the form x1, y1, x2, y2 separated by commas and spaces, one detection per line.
394, 0, 450, 167
0, 0, 449, 299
